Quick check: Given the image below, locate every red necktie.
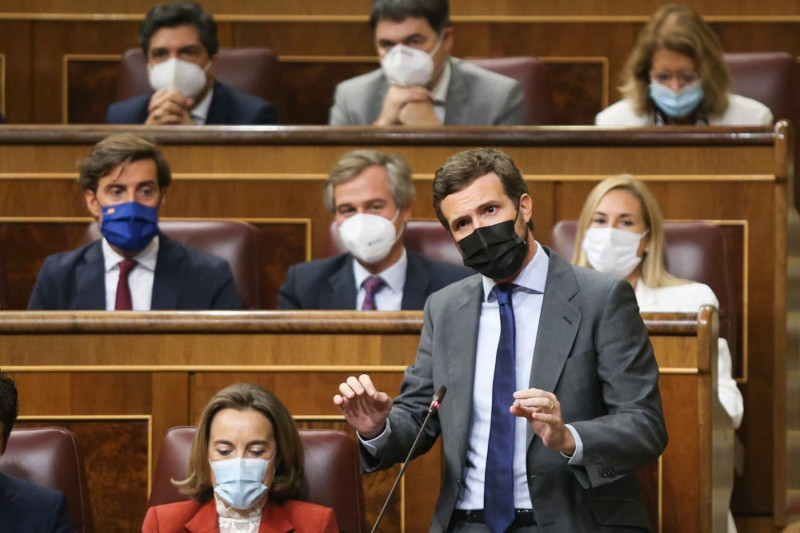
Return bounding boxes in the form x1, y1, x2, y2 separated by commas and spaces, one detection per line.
361, 276, 386, 311
114, 259, 137, 311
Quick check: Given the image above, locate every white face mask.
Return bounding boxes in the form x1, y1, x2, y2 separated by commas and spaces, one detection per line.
148, 57, 209, 100
581, 227, 646, 279
338, 210, 403, 265
380, 38, 442, 87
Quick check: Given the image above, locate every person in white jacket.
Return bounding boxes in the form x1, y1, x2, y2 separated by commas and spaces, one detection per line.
596, 4, 772, 127
572, 174, 743, 533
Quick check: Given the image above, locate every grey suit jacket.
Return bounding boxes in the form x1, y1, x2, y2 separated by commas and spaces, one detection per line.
363, 247, 667, 532
329, 57, 524, 126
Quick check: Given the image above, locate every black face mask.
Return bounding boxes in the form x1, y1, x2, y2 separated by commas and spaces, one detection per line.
457, 215, 529, 280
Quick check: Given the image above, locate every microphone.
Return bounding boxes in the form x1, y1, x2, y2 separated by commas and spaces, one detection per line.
371, 386, 447, 533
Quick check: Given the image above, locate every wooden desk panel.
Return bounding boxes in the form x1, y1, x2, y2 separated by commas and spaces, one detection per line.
0, 310, 725, 533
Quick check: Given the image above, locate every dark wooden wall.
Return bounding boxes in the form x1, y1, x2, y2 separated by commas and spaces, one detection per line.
0, 1, 799, 124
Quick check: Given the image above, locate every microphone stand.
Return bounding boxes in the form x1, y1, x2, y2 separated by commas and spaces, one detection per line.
371, 386, 446, 533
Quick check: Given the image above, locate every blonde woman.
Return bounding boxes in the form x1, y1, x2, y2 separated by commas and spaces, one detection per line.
143, 383, 338, 533
596, 4, 772, 126
573, 175, 742, 532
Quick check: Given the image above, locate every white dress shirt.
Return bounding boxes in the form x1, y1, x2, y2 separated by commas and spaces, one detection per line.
353, 248, 408, 311
431, 62, 452, 123
635, 281, 744, 428
102, 237, 159, 311
190, 87, 214, 125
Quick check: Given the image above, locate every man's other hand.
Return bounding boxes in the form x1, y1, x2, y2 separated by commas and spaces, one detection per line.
334, 374, 393, 439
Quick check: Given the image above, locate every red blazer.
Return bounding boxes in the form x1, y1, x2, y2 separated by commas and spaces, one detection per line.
142, 498, 339, 533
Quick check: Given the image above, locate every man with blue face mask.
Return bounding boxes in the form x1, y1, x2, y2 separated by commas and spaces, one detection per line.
278, 149, 471, 310
329, 0, 524, 126
107, 2, 277, 126
28, 133, 240, 310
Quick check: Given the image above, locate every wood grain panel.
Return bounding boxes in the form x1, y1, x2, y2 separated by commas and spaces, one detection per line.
65, 55, 120, 124
0, 20, 32, 123
16, 418, 149, 533
544, 60, 605, 125
2, 0, 800, 17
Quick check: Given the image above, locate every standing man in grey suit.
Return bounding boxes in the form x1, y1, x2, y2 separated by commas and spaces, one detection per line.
335, 148, 667, 532
279, 150, 470, 310
329, 0, 524, 126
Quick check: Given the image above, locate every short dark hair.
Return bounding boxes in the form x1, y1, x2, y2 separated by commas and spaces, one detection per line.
433, 148, 534, 232
78, 133, 172, 193
139, 2, 219, 57
369, 0, 451, 34
0, 373, 18, 453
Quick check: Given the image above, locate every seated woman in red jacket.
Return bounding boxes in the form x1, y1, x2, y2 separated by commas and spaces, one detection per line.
143, 383, 339, 533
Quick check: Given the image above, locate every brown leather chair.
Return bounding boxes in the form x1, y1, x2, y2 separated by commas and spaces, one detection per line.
724, 52, 799, 125
324, 219, 462, 265
83, 220, 261, 309
115, 47, 286, 121
724, 52, 800, 209
468, 57, 552, 125
549, 220, 738, 362
0, 427, 94, 532
148, 427, 365, 533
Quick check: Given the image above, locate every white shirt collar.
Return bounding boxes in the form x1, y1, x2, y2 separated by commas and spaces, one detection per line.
431, 60, 452, 106
352, 247, 408, 295
102, 235, 159, 273
190, 86, 214, 124
482, 241, 549, 302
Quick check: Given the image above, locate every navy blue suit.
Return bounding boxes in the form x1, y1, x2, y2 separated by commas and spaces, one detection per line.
28, 234, 241, 310
106, 81, 277, 125
278, 251, 472, 310
0, 473, 72, 533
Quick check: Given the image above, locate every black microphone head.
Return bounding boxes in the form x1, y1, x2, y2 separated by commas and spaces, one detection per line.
433, 385, 447, 403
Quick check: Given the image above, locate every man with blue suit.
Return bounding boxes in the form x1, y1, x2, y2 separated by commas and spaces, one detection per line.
28, 133, 240, 311
0, 374, 73, 532
279, 150, 471, 310
107, 2, 276, 126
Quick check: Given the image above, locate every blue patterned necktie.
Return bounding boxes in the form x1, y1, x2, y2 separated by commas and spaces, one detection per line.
485, 283, 517, 533
361, 276, 386, 311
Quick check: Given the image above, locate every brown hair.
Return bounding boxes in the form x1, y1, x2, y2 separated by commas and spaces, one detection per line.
173, 383, 304, 504
323, 149, 415, 213
573, 175, 687, 288
619, 4, 730, 117
432, 148, 534, 232
78, 133, 171, 193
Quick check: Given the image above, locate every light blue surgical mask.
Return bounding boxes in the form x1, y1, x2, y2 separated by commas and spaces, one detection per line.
649, 80, 704, 118
210, 457, 269, 509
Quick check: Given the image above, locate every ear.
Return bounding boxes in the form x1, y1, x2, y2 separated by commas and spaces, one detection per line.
519, 193, 533, 224
207, 55, 218, 79
399, 202, 412, 224
440, 27, 455, 56
85, 190, 102, 219
639, 232, 651, 258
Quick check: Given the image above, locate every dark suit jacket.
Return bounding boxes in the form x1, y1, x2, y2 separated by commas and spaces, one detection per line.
106, 80, 277, 125
28, 235, 241, 310
362, 247, 667, 532
0, 472, 73, 533
142, 498, 338, 533
277, 251, 472, 310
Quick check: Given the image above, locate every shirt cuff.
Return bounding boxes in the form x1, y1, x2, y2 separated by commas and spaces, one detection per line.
562, 424, 585, 465
358, 419, 392, 456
